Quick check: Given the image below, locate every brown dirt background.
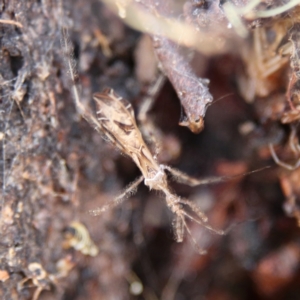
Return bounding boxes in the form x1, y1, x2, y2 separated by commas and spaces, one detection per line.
1, 1, 300, 299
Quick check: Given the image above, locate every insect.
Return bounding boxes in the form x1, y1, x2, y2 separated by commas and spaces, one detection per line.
61, 28, 261, 253
90, 88, 225, 253
63, 221, 99, 256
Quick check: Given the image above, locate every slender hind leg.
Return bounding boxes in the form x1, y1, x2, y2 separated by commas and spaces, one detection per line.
90, 176, 144, 215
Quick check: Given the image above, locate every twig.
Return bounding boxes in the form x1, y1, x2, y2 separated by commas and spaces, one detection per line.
0, 19, 23, 28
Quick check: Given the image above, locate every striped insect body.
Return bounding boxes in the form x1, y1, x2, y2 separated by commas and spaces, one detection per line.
94, 89, 167, 190
91, 88, 224, 253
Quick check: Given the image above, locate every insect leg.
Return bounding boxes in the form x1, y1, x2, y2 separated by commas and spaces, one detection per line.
90, 175, 144, 215
162, 165, 230, 186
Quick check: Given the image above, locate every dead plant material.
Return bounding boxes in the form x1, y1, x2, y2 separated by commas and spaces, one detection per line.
0, 19, 23, 28
141, 0, 213, 133
104, 0, 235, 133
153, 36, 213, 133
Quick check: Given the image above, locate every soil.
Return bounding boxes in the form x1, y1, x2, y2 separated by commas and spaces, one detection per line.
0, 1, 300, 299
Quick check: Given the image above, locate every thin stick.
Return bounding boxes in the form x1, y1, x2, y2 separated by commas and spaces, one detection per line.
0, 19, 23, 28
